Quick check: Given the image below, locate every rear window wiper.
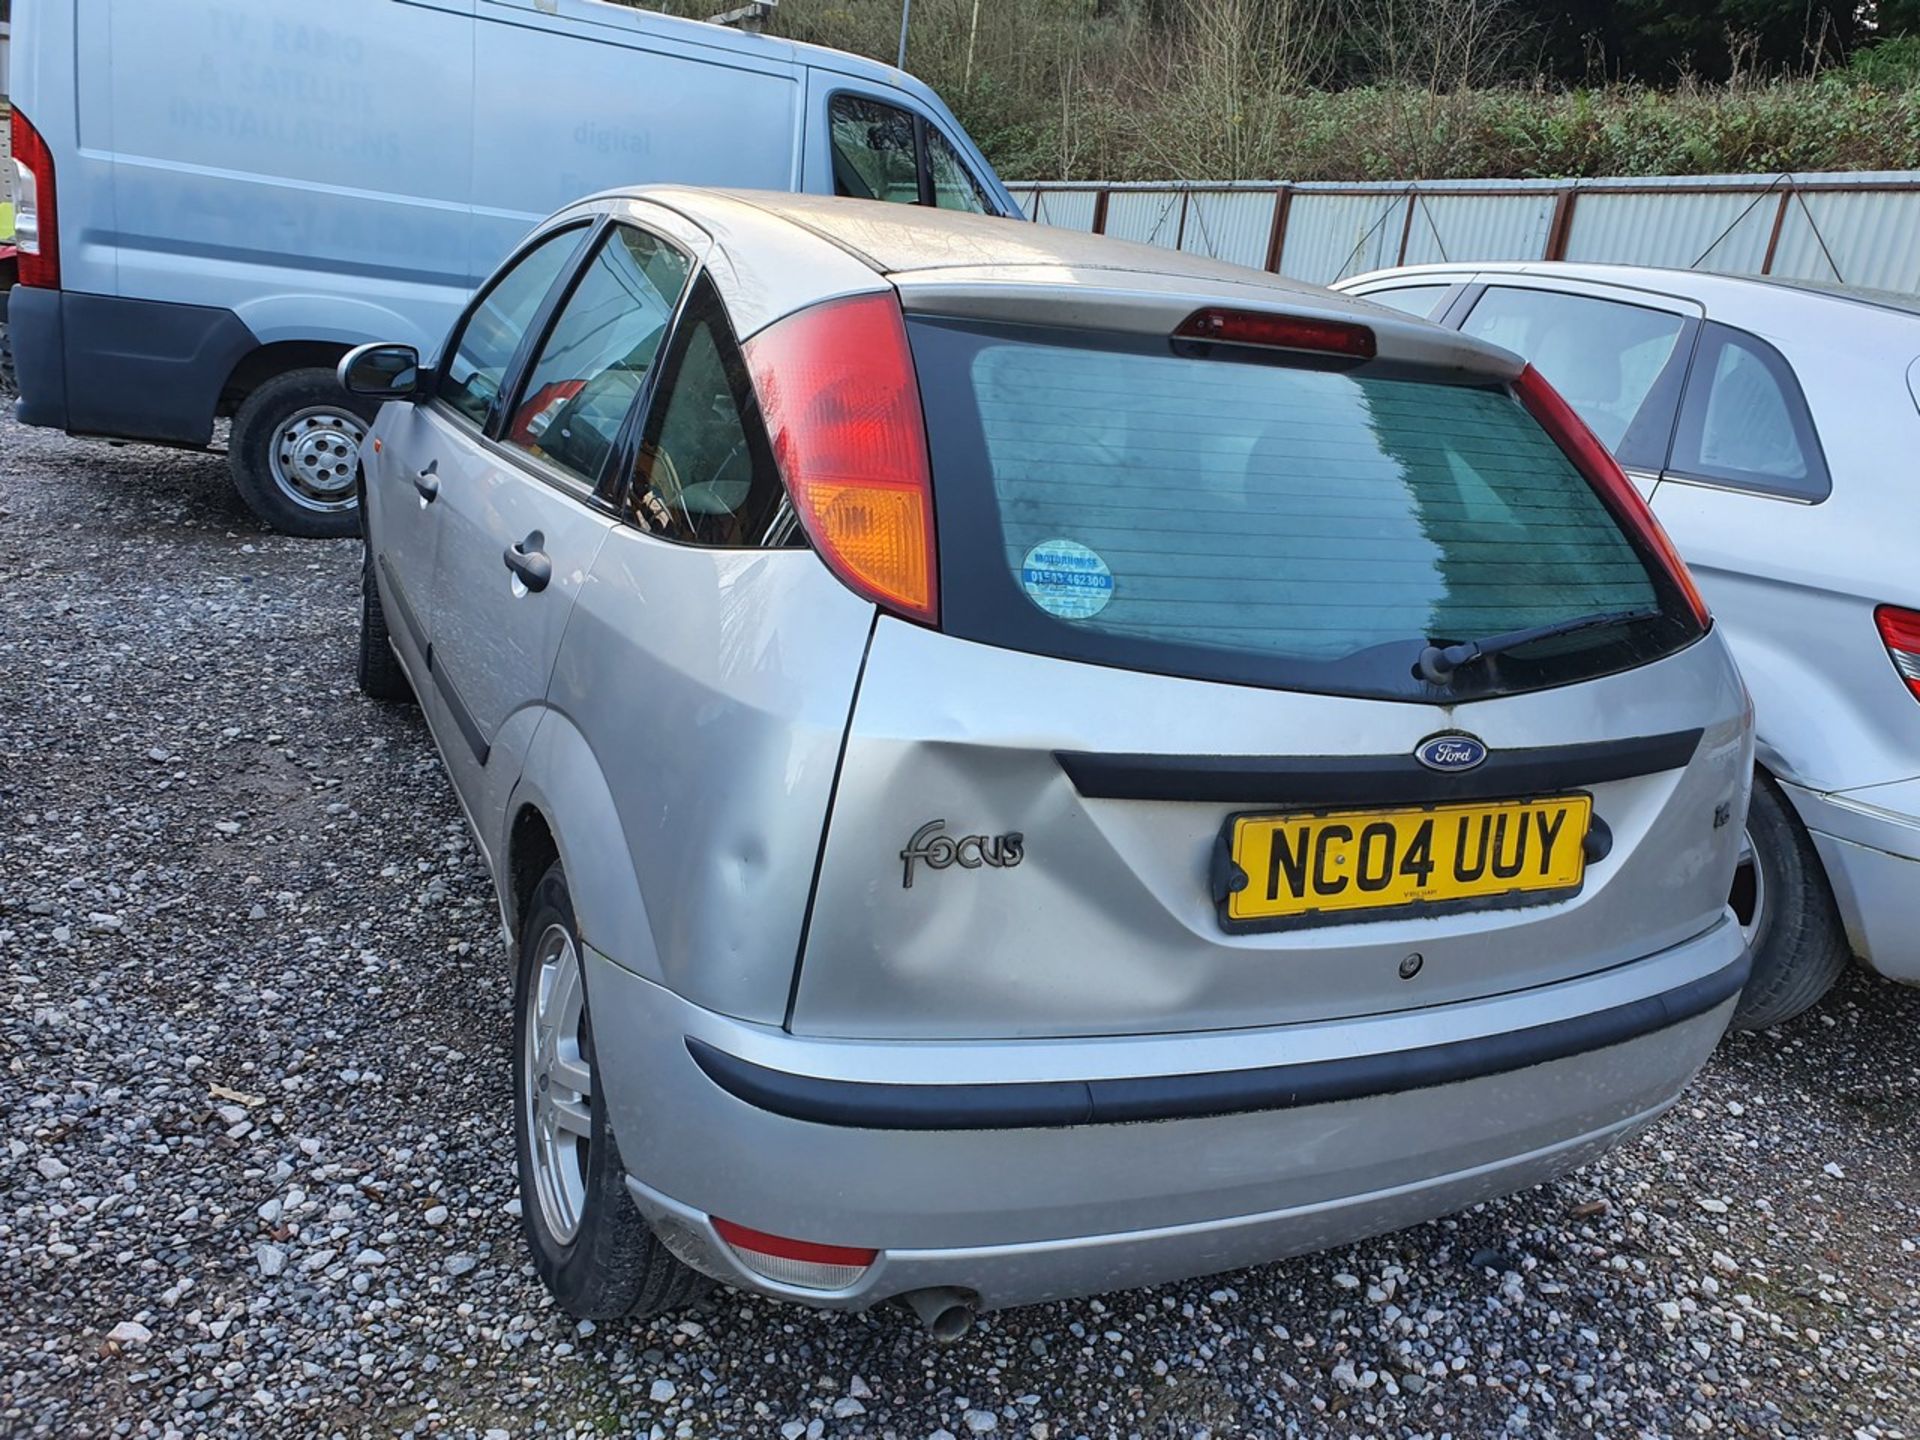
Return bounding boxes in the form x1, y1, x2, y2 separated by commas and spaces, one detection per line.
1416, 609, 1658, 685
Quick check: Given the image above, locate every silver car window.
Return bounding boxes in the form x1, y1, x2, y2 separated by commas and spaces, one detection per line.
1459, 287, 1690, 471
1362, 284, 1451, 320
440, 226, 586, 431
1668, 323, 1828, 501
630, 274, 792, 548
909, 317, 1701, 702
502, 226, 692, 490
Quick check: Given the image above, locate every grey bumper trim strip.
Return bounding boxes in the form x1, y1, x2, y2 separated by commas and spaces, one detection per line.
687, 947, 1748, 1131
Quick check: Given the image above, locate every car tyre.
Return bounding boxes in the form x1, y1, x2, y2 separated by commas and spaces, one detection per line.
1730, 772, 1850, 1031
357, 542, 415, 705
513, 862, 711, 1319
229, 368, 376, 538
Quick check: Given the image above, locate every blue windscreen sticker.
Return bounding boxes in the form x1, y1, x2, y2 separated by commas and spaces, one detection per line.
1020, 539, 1114, 620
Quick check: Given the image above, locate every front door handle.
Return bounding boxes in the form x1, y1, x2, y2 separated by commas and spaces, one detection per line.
504, 531, 552, 593
411, 461, 440, 503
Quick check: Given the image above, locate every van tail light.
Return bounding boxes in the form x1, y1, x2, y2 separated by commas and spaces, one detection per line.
711, 1217, 877, 1291
1174, 306, 1377, 360
11, 107, 61, 290
744, 292, 938, 625
1514, 364, 1710, 629
1875, 606, 1920, 701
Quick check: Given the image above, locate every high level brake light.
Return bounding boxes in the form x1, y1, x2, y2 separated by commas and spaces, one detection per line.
744, 292, 939, 625
1875, 606, 1920, 701
11, 108, 61, 290
711, 1217, 877, 1291
1174, 307, 1377, 360
1514, 364, 1711, 629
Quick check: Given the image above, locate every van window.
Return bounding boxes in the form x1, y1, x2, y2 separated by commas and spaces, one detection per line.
440, 226, 587, 430
1459, 287, 1691, 473
1668, 323, 1829, 501
629, 275, 792, 547
503, 226, 692, 489
927, 128, 991, 213
908, 318, 1704, 703
830, 96, 921, 204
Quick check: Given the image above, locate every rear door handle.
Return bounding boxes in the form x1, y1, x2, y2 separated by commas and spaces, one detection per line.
411, 461, 440, 503
503, 531, 552, 593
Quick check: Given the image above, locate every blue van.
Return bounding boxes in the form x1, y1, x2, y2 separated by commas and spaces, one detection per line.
6, 0, 1016, 534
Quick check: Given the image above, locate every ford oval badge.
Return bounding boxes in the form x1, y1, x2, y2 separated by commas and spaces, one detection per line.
1416, 734, 1488, 772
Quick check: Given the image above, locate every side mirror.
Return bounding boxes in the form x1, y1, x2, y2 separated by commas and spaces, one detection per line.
339, 343, 421, 400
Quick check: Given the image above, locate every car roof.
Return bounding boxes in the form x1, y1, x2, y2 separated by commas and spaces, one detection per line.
580, 188, 1528, 381
686, 187, 1354, 289
1344, 259, 1920, 324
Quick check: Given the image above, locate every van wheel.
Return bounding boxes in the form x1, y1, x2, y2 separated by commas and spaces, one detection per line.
1730, 773, 1850, 1031
514, 863, 711, 1319
229, 368, 376, 538
357, 541, 415, 705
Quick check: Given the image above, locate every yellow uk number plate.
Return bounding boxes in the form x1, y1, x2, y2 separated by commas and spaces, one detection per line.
1221, 794, 1592, 931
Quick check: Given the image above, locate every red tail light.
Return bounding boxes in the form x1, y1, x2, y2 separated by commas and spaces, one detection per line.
744, 292, 938, 625
1514, 364, 1709, 629
1175, 306, 1376, 360
11, 107, 61, 290
1875, 605, 1920, 701
711, 1217, 877, 1290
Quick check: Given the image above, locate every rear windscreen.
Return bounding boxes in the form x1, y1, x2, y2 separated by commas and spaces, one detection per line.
909, 318, 1702, 701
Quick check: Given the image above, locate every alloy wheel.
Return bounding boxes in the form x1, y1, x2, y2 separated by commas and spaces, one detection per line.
522, 923, 594, 1245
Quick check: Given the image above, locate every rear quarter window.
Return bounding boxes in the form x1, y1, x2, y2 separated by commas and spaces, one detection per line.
909, 318, 1701, 702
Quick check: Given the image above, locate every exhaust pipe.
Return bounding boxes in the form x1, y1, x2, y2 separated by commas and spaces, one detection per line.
901, 1286, 976, 1343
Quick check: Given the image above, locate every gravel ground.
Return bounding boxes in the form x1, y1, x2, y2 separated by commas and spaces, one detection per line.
3, 410, 1920, 1440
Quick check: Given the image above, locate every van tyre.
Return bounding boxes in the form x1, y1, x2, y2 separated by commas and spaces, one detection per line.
514, 863, 710, 1320
357, 543, 415, 705
1730, 773, 1850, 1031
229, 368, 377, 538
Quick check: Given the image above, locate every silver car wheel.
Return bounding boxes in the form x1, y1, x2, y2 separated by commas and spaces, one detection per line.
523, 923, 594, 1246
1730, 826, 1767, 950
268, 406, 367, 513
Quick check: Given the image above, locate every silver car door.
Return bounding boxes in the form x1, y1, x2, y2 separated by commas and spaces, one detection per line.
426, 221, 696, 847
375, 223, 591, 692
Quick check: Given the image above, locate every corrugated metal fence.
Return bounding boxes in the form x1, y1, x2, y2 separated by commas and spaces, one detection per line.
1006, 172, 1920, 293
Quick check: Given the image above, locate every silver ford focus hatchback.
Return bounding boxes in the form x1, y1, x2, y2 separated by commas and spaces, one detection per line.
346, 188, 1753, 1333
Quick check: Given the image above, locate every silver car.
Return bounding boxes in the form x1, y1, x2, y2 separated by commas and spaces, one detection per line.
345, 190, 1752, 1332
1338, 262, 1920, 1030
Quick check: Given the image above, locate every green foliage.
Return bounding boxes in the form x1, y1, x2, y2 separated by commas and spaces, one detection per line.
714, 0, 1920, 180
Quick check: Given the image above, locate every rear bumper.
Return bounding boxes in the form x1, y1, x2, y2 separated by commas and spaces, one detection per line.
585, 917, 1744, 1313
8, 286, 255, 445
1784, 779, 1920, 982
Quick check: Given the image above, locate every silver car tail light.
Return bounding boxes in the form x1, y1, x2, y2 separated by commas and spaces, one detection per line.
1875, 605, 1920, 701
744, 292, 939, 626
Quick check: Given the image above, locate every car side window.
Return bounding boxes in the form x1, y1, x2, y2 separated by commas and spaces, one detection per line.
1361, 284, 1451, 320
502, 226, 693, 491
1668, 323, 1830, 501
926, 126, 991, 213
1459, 286, 1692, 473
440, 226, 586, 431
628, 274, 792, 548
830, 95, 921, 204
